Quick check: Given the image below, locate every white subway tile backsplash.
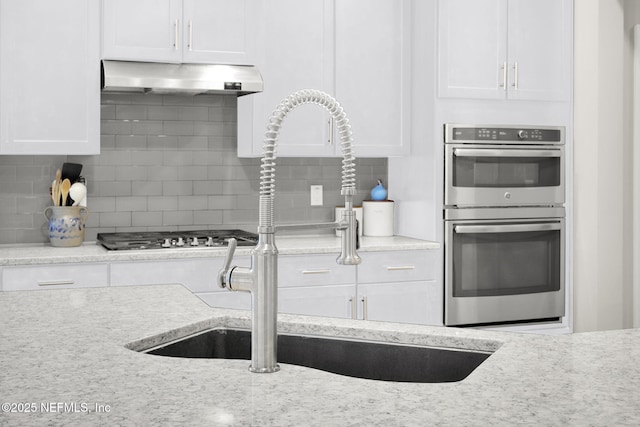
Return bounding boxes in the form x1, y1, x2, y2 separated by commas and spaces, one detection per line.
147, 135, 179, 150
178, 195, 208, 210
178, 136, 209, 150
193, 180, 224, 196
208, 195, 237, 210
179, 106, 209, 121
163, 121, 194, 136
132, 151, 163, 166
148, 106, 179, 121
131, 120, 164, 136
193, 210, 223, 225
116, 105, 147, 120
97, 181, 132, 197
147, 166, 179, 182
162, 181, 192, 196
99, 212, 131, 227
115, 196, 147, 212
162, 210, 193, 225
178, 166, 207, 181
132, 211, 163, 227
0, 93, 387, 244
132, 181, 163, 197
148, 196, 178, 212
115, 165, 147, 181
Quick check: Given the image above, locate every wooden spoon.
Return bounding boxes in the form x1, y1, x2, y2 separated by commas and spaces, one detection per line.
60, 179, 71, 207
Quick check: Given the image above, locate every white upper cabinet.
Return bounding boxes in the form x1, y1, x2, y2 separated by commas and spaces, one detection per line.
0, 0, 100, 155
238, 0, 411, 158
437, 0, 571, 102
238, 0, 335, 157
102, 0, 182, 63
102, 0, 255, 65
181, 0, 255, 64
335, 0, 410, 157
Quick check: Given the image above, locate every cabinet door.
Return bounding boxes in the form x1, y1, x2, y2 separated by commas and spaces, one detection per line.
102, 0, 182, 63
0, 0, 100, 155
358, 281, 438, 325
279, 284, 355, 319
506, 0, 571, 101
182, 0, 255, 65
237, 0, 334, 157
437, 0, 507, 100
335, 0, 410, 157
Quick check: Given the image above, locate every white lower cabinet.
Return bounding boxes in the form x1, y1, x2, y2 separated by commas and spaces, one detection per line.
2, 263, 108, 291
110, 257, 252, 309
277, 250, 441, 325
0, 248, 440, 325
110, 258, 219, 292
357, 281, 440, 325
279, 284, 354, 318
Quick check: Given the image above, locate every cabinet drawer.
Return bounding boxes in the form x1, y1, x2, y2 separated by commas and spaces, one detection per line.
2, 263, 108, 291
110, 257, 249, 293
358, 251, 436, 283
278, 254, 356, 288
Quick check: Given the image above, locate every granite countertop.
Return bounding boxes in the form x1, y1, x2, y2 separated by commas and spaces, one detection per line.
1, 285, 638, 426
0, 234, 438, 266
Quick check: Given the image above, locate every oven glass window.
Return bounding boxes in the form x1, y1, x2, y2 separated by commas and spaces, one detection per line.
452, 227, 561, 297
453, 155, 560, 188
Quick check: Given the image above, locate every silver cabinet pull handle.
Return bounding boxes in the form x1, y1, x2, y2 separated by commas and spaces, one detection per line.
386, 266, 415, 271
301, 269, 331, 275
328, 118, 334, 145
455, 222, 562, 234
361, 296, 368, 320
512, 62, 519, 89
38, 280, 75, 287
349, 296, 357, 319
174, 19, 179, 49
453, 148, 561, 158
188, 20, 193, 51
500, 61, 507, 89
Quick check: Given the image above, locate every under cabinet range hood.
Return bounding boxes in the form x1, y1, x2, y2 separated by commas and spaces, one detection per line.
101, 60, 263, 96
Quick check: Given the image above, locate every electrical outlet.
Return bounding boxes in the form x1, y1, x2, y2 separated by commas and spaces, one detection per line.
310, 185, 323, 206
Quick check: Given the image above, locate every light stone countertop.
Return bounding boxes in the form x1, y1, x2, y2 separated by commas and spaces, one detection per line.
1, 285, 639, 426
0, 234, 438, 266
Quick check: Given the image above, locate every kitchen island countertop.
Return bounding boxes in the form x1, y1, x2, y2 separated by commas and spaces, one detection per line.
0, 285, 638, 426
0, 234, 438, 266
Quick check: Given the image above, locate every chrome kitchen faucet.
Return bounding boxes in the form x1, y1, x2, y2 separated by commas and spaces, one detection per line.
217, 89, 361, 373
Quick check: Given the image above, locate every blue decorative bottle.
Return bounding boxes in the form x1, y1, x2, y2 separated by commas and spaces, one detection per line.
370, 179, 388, 201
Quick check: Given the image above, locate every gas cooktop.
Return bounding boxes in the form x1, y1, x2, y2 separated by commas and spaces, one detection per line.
97, 229, 258, 251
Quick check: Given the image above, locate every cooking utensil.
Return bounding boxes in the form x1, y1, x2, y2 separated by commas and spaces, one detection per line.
61, 162, 83, 183
69, 182, 87, 207
53, 169, 62, 206
60, 179, 71, 207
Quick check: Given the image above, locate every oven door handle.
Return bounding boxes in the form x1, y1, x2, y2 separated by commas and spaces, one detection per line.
454, 222, 562, 234
453, 148, 562, 158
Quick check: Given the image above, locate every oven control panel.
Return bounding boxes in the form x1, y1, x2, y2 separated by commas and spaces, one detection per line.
445, 124, 565, 144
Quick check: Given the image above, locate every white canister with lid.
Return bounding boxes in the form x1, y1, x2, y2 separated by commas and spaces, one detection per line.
362, 200, 394, 237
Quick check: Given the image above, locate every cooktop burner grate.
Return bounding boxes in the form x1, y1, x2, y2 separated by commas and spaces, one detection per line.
97, 229, 258, 250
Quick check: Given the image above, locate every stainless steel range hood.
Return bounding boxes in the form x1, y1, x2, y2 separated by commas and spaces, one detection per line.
101, 60, 263, 96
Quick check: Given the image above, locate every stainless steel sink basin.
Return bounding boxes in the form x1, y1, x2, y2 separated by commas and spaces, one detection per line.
142, 329, 493, 383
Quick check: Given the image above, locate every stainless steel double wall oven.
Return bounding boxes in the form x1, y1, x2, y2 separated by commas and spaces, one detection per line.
443, 124, 566, 326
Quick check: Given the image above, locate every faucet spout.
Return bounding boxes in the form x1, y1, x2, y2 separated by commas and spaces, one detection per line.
218, 89, 360, 373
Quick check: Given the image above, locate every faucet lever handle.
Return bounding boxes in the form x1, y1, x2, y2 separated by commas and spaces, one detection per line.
218, 238, 237, 288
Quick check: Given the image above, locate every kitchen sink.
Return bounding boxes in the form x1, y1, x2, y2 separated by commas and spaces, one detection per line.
142, 329, 493, 383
